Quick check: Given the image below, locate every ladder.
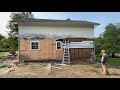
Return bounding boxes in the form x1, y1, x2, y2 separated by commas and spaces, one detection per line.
62, 39, 70, 65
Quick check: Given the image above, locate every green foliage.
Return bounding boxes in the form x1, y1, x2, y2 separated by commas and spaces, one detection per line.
102, 23, 120, 54
95, 23, 120, 56
7, 12, 34, 38
0, 38, 10, 49
0, 51, 18, 57
0, 37, 18, 51
94, 37, 104, 54
96, 55, 120, 65
7, 37, 18, 51
0, 52, 9, 57
0, 34, 4, 40
6, 12, 34, 50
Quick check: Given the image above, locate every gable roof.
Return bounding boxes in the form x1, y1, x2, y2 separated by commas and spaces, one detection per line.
17, 18, 100, 25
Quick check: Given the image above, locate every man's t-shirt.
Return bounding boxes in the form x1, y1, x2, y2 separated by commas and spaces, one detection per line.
102, 53, 108, 64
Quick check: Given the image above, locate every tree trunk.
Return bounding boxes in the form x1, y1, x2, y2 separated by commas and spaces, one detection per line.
112, 53, 115, 57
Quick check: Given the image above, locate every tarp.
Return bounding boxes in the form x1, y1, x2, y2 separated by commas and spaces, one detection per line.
0, 63, 8, 68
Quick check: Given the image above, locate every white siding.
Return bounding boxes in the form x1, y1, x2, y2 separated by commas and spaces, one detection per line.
19, 25, 94, 38
67, 41, 94, 48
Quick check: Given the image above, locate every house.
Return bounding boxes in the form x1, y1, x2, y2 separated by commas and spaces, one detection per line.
18, 18, 100, 63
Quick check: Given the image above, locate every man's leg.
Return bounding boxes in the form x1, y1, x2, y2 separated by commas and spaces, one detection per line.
105, 65, 109, 74
104, 64, 107, 74
101, 64, 104, 73
101, 64, 107, 74
103, 64, 109, 75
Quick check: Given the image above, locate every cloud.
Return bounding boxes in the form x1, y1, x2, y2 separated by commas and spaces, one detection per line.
0, 12, 11, 36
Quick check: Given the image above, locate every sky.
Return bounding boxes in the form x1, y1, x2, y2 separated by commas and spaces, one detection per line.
0, 12, 120, 37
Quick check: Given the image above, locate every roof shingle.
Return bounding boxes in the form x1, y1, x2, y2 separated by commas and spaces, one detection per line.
17, 18, 100, 25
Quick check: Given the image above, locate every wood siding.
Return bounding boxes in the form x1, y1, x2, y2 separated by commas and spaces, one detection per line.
69, 48, 93, 60
19, 39, 63, 61
19, 38, 94, 62
66, 38, 94, 60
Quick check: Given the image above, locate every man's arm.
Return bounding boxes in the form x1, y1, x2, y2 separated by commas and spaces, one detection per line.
101, 54, 105, 63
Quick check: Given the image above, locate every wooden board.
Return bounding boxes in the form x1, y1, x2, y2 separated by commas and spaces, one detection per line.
30, 50, 40, 60
79, 49, 83, 59
19, 38, 94, 61
52, 40, 57, 60
20, 40, 26, 50
68, 38, 94, 60
40, 40, 45, 60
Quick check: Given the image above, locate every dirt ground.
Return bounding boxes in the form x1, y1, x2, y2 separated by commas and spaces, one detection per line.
0, 59, 120, 78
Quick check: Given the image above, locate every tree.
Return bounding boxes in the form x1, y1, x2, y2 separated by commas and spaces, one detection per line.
0, 38, 10, 50
94, 37, 104, 54
102, 23, 120, 57
7, 12, 34, 50
7, 12, 34, 38
7, 37, 18, 50
0, 37, 18, 51
0, 33, 4, 40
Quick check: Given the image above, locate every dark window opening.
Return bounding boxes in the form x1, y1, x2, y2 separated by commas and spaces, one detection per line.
31, 42, 39, 50
56, 41, 62, 49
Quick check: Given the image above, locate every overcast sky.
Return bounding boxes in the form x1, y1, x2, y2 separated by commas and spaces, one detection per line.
0, 12, 120, 37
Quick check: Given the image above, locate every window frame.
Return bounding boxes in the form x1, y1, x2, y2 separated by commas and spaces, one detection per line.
56, 41, 62, 50
30, 41, 40, 50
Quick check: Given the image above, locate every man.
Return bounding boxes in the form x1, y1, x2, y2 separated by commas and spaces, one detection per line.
101, 50, 109, 75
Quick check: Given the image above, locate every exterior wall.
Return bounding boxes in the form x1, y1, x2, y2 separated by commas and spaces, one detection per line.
70, 48, 93, 60
18, 24, 95, 61
19, 25, 94, 38
19, 39, 63, 62
19, 38, 94, 62
66, 38, 94, 60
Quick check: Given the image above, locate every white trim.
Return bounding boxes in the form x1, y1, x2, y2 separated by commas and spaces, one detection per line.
30, 41, 40, 50
63, 41, 94, 48
56, 41, 62, 50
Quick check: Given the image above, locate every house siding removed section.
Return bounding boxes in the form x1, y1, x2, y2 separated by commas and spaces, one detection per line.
19, 39, 63, 62
19, 38, 93, 61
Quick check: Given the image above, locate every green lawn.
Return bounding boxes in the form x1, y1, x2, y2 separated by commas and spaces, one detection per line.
96, 55, 120, 65
0, 52, 9, 57
0, 51, 18, 57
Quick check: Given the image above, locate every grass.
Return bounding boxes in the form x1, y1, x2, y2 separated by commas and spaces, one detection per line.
0, 51, 18, 58
96, 55, 120, 65
0, 52, 9, 57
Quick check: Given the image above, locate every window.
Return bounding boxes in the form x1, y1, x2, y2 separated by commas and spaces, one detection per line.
56, 41, 62, 49
31, 41, 39, 50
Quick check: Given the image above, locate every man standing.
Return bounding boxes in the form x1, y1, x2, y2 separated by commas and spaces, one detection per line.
101, 50, 109, 75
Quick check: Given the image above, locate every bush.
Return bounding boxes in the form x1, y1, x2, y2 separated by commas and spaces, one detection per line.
0, 49, 13, 52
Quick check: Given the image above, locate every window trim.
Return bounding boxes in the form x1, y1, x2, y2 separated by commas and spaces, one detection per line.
30, 41, 40, 50
56, 41, 62, 50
